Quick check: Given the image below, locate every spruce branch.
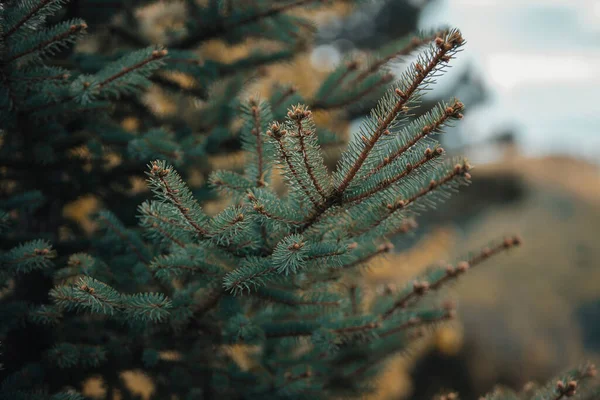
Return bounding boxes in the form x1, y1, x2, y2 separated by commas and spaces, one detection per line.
267, 121, 322, 208
2, 0, 67, 40
381, 235, 522, 320
353, 159, 471, 237
6, 21, 87, 64
349, 29, 449, 85
345, 146, 445, 205
362, 99, 464, 181
175, 0, 324, 48
335, 29, 465, 195
293, 109, 328, 200
147, 160, 209, 238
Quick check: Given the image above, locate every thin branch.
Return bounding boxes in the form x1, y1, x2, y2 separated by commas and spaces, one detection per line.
381, 235, 522, 320
362, 99, 464, 180
6, 23, 87, 63
336, 31, 464, 195
355, 161, 470, 236
150, 163, 209, 238
349, 30, 447, 85
312, 73, 393, 111
267, 124, 322, 208
175, 0, 323, 48
2, 0, 55, 39
250, 101, 265, 187
294, 115, 327, 199
345, 147, 444, 205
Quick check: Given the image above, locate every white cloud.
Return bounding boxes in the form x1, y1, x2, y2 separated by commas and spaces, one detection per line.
486, 52, 600, 92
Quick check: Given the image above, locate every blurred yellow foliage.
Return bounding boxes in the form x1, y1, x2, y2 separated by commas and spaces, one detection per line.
62, 195, 100, 234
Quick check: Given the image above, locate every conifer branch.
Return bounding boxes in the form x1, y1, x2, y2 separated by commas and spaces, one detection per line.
313, 73, 394, 111
381, 236, 522, 320
6, 22, 88, 63
318, 61, 359, 103
355, 160, 471, 236
250, 101, 265, 187
346, 146, 445, 205
149, 161, 209, 238
3, 0, 58, 40
267, 122, 322, 208
379, 308, 454, 338
341, 243, 394, 271
176, 0, 323, 48
350, 30, 448, 85
94, 49, 168, 89
336, 30, 464, 195
362, 100, 464, 180
291, 108, 327, 200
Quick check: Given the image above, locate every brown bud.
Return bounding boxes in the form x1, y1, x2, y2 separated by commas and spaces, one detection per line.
290, 242, 304, 250
512, 235, 522, 246
80, 284, 95, 294
445, 265, 456, 276
395, 200, 406, 209
456, 261, 470, 273
83, 81, 90, 88
429, 179, 437, 189
424, 148, 433, 158
435, 37, 445, 48
378, 242, 394, 252
481, 247, 491, 257
415, 63, 424, 73
413, 281, 430, 294
151, 49, 168, 58
384, 129, 391, 135
441, 55, 452, 63
405, 162, 413, 171
435, 147, 444, 155
395, 88, 405, 98
151, 163, 160, 173
346, 60, 359, 70
464, 172, 471, 180
585, 364, 597, 377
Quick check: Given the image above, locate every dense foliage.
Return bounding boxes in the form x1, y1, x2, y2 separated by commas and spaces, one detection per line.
0, 0, 597, 399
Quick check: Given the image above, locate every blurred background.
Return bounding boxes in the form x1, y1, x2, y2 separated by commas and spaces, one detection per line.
306, 0, 600, 398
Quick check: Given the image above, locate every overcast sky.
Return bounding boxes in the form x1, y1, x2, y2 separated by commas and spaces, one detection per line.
418, 0, 600, 163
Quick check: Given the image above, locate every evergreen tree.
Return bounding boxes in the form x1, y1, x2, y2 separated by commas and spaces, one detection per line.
0, 0, 597, 399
